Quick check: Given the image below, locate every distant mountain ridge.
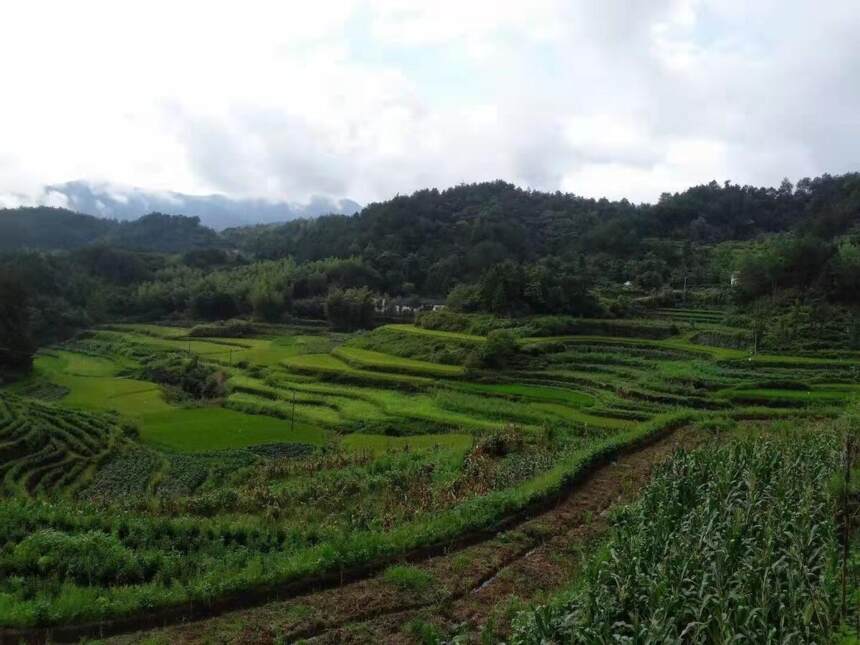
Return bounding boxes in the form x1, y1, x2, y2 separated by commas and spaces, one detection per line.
0, 208, 225, 253
42, 181, 362, 230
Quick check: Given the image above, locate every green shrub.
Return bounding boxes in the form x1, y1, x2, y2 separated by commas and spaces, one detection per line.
476, 330, 519, 368
383, 564, 434, 592
325, 287, 375, 331
250, 283, 288, 322
350, 327, 474, 365
416, 309, 475, 333
120, 422, 140, 440
445, 283, 482, 313
9, 530, 144, 585
405, 618, 445, 644
139, 353, 226, 400
188, 319, 257, 338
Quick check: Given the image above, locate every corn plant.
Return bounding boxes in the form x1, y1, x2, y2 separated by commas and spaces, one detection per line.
513, 433, 844, 644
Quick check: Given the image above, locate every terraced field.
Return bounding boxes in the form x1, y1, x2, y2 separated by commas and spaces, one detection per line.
0, 317, 856, 640
655, 306, 726, 325
0, 394, 125, 497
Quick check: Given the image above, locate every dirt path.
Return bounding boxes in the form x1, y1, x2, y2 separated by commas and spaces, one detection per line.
111, 428, 702, 645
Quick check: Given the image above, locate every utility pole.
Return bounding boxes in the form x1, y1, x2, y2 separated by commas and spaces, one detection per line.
683, 275, 687, 303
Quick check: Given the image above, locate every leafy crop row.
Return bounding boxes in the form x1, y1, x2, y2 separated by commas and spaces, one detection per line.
513, 432, 846, 644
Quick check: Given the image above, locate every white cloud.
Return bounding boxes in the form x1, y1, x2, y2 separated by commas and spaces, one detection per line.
0, 0, 858, 210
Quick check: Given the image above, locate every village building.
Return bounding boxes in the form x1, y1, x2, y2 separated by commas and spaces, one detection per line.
373, 297, 446, 316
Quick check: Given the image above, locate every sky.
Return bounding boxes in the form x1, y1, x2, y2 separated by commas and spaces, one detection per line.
1, 0, 858, 209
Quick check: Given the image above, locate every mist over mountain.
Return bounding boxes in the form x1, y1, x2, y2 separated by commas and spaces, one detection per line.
43, 181, 361, 230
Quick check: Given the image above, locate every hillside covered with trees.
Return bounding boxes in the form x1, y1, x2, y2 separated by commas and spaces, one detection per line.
1, 172, 859, 373
0, 209, 224, 253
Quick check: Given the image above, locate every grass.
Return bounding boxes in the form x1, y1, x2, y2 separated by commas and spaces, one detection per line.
226, 392, 344, 426
0, 393, 124, 497
106, 323, 189, 338
522, 333, 860, 366
454, 382, 595, 407
228, 376, 391, 425
42, 350, 126, 377
364, 390, 511, 432
341, 432, 473, 454
283, 353, 432, 387
138, 407, 328, 451
383, 323, 486, 344
718, 386, 849, 405
10, 349, 328, 452
98, 330, 253, 360
223, 335, 335, 366
17, 352, 173, 417
333, 346, 465, 377
1, 316, 858, 636
530, 402, 635, 431
0, 409, 693, 629
382, 564, 435, 592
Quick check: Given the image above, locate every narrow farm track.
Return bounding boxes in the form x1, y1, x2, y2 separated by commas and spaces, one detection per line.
112, 428, 704, 645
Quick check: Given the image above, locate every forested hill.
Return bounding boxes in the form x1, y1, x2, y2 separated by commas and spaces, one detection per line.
5, 173, 859, 260
0, 207, 113, 251
222, 173, 860, 291
1, 172, 859, 370
225, 174, 860, 261
0, 208, 224, 253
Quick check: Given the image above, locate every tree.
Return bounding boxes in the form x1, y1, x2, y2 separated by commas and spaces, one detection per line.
773, 235, 832, 288
637, 270, 664, 291
191, 289, 238, 320
446, 283, 482, 312
325, 287, 375, 331
250, 282, 286, 322
735, 247, 783, 301
831, 241, 860, 303
0, 271, 35, 372
474, 330, 519, 369
478, 261, 524, 315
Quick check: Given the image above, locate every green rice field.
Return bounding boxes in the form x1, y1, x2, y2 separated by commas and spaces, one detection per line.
0, 316, 857, 639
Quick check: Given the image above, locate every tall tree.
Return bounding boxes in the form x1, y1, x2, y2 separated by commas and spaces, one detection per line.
0, 270, 35, 372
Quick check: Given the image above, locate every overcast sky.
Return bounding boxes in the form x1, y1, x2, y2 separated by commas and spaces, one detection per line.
1, 0, 858, 209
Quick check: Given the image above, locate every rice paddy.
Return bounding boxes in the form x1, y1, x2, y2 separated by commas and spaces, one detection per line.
0, 316, 857, 639
138, 407, 328, 452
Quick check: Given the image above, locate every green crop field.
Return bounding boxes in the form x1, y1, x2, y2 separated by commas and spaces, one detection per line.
0, 394, 126, 497
341, 432, 473, 454
138, 407, 328, 451
455, 382, 596, 407
0, 317, 857, 642
333, 346, 466, 377
384, 323, 487, 344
